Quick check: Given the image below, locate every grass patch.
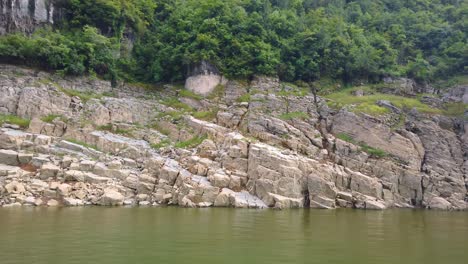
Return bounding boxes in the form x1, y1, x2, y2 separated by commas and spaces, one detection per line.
97, 124, 132, 136
40, 114, 64, 123
324, 87, 441, 116
65, 138, 99, 151
279, 111, 309, 120
0, 114, 30, 128
443, 102, 467, 117
157, 111, 184, 121
114, 128, 132, 136
236, 93, 251, 103
335, 133, 387, 158
150, 139, 171, 149
175, 135, 207, 149
59, 88, 102, 102
360, 143, 388, 158
193, 109, 218, 121
207, 84, 226, 100
179, 89, 203, 100
434, 74, 468, 89
277, 84, 309, 97
150, 122, 171, 135
97, 124, 113, 131
102, 91, 118, 97
161, 97, 193, 112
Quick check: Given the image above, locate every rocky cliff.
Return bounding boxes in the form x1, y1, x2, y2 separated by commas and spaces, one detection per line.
0, 64, 466, 210
0, 0, 56, 35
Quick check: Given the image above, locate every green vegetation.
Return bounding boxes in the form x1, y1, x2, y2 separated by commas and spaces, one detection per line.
206, 84, 226, 100
336, 133, 387, 158
59, 88, 102, 102
277, 84, 309, 97
175, 135, 207, 149
193, 109, 218, 121
336, 133, 355, 143
40, 114, 65, 123
65, 138, 99, 151
150, 122, 171, 136
97, 124, 113, 131
161, 98, 193, 112
179, 89, 203, 101
279, 111, 309, 120
151, 139, 171, 149
157, 111, 185, 122
236, 93, 251, 103
0, 114, 30, 128
0, 0, 465, 86
443, 102, 468, 117
325, 87, 442, 116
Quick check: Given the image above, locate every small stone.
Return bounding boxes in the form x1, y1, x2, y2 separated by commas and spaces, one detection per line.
47, 199, 59, 207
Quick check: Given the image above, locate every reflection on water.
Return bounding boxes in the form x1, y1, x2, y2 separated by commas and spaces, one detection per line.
0, 207, 467, 264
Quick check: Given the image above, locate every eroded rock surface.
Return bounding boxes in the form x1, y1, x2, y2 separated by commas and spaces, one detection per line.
0, 64, 466, 210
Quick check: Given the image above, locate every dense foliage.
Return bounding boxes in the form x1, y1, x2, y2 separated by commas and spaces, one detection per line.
0, 0, 466, 85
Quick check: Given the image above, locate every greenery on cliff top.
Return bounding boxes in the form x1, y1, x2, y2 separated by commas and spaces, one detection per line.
0, 0, 466, 86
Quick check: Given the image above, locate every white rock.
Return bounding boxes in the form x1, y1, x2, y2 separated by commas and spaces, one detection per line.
63, 197, 84, 206
99, 189, 124, 206
47, 199, 59, 206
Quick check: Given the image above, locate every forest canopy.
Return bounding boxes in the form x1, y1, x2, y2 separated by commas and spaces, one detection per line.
0, 0, 466, 85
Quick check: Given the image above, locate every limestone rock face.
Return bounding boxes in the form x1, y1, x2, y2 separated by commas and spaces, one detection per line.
0, 0, 56, 35
185, 61, 227, 96
0, 65, 466, 211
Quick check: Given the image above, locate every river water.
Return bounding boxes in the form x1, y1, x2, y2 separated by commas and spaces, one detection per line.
0, 207, 466, 264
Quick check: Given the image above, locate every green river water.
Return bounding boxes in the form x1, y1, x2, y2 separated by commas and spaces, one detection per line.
0, 207, 467, 264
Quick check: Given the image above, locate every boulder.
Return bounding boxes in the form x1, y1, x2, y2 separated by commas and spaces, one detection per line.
39, 163, 60, 179
428, 197, 452, 210
0, 149, 19, 166
99, 189, 124, 206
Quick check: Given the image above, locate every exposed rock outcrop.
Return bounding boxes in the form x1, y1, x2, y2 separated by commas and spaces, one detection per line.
0, 64, 466, 210
0, 0, 56, 35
